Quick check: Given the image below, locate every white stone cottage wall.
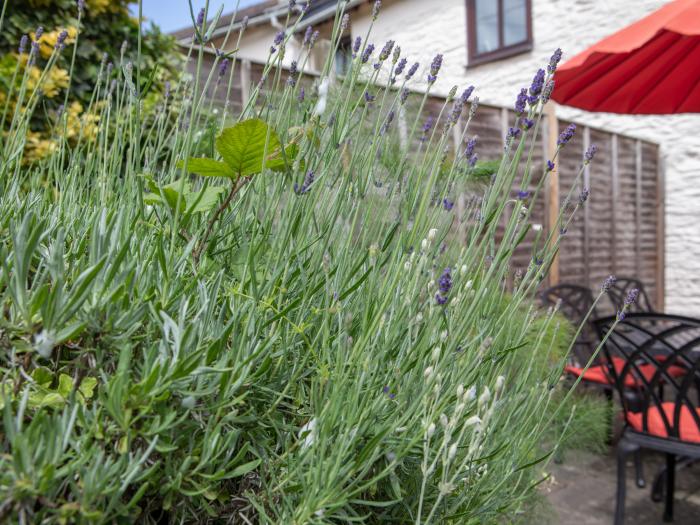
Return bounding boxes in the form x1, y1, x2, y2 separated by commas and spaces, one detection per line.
349, 0, 699, 314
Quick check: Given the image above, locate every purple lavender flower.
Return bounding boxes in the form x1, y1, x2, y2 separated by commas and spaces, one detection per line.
461, 86, 474, 104
559, 227, 567, 235
624, 288, 639, 306
528, 68, 545, 105
548, 48, 563, 74
447, 100, 464, 125
241, 16, 249, 30
380, 110, 395, 135
435, 267, 453, 305
364, 90, 375, 103
427, 54, 443, 84
274, 31, 285, 46
601, 275, 617, 293
584, 144, 598, 163
443, 198, 454, 211
392, 58, 407, 83
294, 170, 315, 195
508, 127, 521, 140
164, 81, 171, 99
579, 187, 590, 204
514, 88, 527, 115
77, 0, 85, 14
542, 79, 555, 103
340, 14, 350, 32
392, 46, 401, 64
557, 123, 576, 146
298, 86, 305, 103
35, 27, 44, 41
465, 137, 477, 158
400, 88, 409, 105
19, 35, 28, 54
303, 26, 314, 46
55, 30, 69, 50
520, 118, 534, 130
218, 58, 230, 78
406, 62, 419, 80
517, 190, 530, 200
372, 0, 381, 19
419, 116, 434, 142
468, 154, 478, 167
287, 61, 299, 87
196, 8, 205, 28
361, 43, 375, 64
546, 160, 555, 172
352, 36, 362, 57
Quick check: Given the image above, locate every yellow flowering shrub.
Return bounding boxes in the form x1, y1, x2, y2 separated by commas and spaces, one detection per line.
31, 27, 78, 59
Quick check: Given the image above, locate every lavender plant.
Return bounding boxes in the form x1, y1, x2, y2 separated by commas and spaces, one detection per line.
0, 1, 608, 523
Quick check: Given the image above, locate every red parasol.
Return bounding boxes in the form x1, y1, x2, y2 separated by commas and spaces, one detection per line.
552, 0, 700, 114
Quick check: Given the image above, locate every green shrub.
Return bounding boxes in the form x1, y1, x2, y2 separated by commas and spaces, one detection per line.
0, 2, 604, 523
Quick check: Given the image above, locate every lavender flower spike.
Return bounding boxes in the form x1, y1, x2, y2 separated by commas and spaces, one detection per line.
557, 123, 576, 146
601, 275, 617, 293
19, 35, 28, 54
427, 54, 443, 84
584, 144, 598, 163
361, 43, 375, 64
218, 58, 230, 79
372, 0, 381, 19
55, 30, 69, 50
548, 48, 563, 74
514, 88, 527, 115
406, 62, 419, 80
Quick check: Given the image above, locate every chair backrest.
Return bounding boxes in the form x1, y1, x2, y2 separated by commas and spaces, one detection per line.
599, 277, 654, 316
539, 284, 597, 365
594, 314, 700, 442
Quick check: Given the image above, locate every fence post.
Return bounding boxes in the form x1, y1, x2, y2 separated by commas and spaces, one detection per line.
241, 59, 252, 107
545, 103, 560, 286
635, 140, 643, 279
656, 149, 666, 311
583, 126, 591, 288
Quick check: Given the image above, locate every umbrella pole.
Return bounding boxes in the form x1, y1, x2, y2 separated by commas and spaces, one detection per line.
545, 102, 560, 286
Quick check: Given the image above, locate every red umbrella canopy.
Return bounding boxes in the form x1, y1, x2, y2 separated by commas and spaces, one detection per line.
552, 0, 700, 114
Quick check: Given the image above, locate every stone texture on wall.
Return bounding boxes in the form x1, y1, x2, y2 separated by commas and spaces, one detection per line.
350, 0, 698, 314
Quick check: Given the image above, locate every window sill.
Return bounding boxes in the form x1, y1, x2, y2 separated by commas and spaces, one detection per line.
467, 42, 533, 68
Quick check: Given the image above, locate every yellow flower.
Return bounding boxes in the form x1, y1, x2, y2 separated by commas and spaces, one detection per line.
31, 27, 78, 59
43, 67, 70, 98
24, 131, 58, 164
86, 0, 125, 15
61, 102, 100, 143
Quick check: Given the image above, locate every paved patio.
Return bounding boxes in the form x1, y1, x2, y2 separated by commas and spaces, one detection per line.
544, 449, 700, 524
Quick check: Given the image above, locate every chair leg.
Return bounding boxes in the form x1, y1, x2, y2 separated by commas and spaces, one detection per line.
663, 453, 676, 522
634, 450, 645, 488
616, 438, 639, 525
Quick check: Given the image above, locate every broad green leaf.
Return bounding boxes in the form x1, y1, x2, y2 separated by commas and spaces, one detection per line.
79, 377, 97, 399
215, 119, 281, 177
57, 374, 74, 397
186, 186, 226, 213
177, 158, 236, 179
32, 367, 53, 388
225, 459, 261, 479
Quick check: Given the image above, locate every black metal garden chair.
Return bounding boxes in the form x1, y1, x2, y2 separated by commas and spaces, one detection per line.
594, 313, 700, 525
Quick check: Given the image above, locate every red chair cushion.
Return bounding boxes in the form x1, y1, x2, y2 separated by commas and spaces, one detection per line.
565, 356, 687, 388
627, 402, 700, 444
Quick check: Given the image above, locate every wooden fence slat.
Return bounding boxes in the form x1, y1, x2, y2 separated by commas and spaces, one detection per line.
635, 139, 643, 279
657, 151, 666, 311
583, 126, 591, 288
611, 134, 618, 274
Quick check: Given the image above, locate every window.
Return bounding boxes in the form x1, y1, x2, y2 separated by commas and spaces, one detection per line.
466, 0, 532, 66
335, 36, 352, 76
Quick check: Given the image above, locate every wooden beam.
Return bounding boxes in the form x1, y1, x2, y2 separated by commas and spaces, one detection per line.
656, 148, 666, 311
635, 140, 643, 279
611, 134, 618, 274
583, 126, 591, 288
545, 103, 560, 286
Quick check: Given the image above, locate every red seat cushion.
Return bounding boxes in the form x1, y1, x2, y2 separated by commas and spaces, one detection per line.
565, 356, 687, 387
627, 402, 700, 444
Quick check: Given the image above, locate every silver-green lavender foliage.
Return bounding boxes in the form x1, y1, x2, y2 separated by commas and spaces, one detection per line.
0, 1, 600, 523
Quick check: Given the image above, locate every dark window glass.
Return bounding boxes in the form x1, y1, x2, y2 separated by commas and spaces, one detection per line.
467, 0, 532, 66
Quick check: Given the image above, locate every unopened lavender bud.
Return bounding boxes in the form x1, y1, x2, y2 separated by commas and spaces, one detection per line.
465, 385, 477, 401
440, 413, 449, 428
432, 346, 441, 361
427, 422, 436, 437
465, 415, 481, 427
428, 228, 438, 241
448, 443, 458, 461
495, 376, 505, 394
424, 366, 434, 379
19, 35, 28, 54
456, 384, 464, 398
